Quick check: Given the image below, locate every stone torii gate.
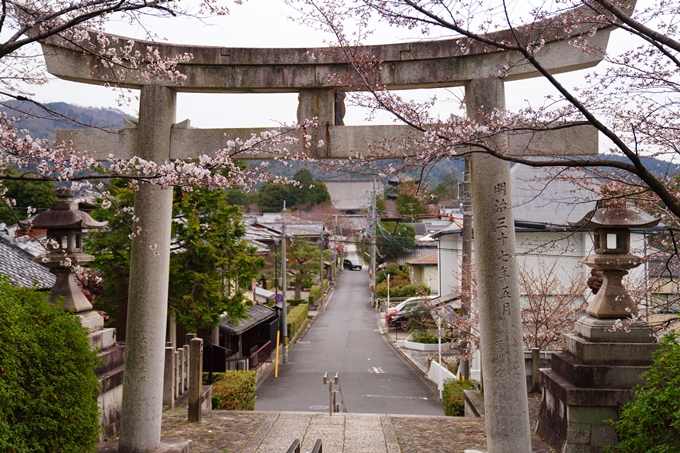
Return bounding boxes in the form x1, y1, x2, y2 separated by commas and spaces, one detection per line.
42, 5, 616, 452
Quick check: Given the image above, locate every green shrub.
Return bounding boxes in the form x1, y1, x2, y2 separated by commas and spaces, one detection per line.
0, 278, 102, 452
377, 264, 402, 284
286, 298, 306, 308
442, 378, 477, 416
287, 303, 309, 339
411, 332, 451, 344
375, 282, 431, 298
210, 371, 256, 410
309, 285, 321, 302
606, 334, 680, 453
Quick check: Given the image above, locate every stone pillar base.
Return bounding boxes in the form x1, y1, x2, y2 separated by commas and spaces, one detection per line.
536, 317, 657, 453
97, 439, 191, 453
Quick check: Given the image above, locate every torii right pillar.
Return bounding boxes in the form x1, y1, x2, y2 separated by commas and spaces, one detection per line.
467, 78, 532, 452
537, 201, 660, 453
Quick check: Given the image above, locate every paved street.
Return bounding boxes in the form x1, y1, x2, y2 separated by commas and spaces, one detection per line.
255, 262, 444, 415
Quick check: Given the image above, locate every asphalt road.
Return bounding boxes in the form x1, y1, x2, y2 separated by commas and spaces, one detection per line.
255, 264, 444, 416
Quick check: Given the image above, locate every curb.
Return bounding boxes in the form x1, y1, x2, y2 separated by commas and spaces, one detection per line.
378, 316, 442, 401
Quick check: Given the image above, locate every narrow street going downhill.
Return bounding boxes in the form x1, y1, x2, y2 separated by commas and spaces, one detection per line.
255, 259, 444, 416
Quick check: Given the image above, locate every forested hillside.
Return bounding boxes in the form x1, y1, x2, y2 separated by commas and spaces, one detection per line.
0, 101, 135, 141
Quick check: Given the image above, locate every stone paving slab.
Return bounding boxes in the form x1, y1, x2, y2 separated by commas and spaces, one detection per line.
98, 408, 555, 452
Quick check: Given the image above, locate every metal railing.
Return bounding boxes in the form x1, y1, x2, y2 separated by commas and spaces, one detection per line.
286, 439, 322, 453
323, 372, 346, 415
225, 340, 272, 371
377, 296, 410, 312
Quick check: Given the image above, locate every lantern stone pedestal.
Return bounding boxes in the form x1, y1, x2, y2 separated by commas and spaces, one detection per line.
537, 316, 657, 453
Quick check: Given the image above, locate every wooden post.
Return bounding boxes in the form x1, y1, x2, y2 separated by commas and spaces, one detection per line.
532, 348, 541, 393
188, 337, 203, 423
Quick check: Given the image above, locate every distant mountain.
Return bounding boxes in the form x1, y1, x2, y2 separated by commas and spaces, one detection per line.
0, 100, 135, 141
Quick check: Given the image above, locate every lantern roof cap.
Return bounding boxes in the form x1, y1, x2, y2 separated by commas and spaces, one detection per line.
24, 188, 108, 230
568, 199, 660, 230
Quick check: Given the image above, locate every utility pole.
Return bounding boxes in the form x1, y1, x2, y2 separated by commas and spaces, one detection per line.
460, 158, 472, 380
281, 201, 288, 363
369, 177, 377, 307
332, 214, 338, 282
319, 228, 324, 291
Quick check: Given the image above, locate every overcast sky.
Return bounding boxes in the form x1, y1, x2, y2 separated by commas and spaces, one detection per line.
27, 0, 611, 130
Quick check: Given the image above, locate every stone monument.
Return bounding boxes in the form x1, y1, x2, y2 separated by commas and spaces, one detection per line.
537, 200, 660, 453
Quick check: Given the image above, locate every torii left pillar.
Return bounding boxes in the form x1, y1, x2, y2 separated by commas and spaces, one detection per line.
118, 85, 190, 453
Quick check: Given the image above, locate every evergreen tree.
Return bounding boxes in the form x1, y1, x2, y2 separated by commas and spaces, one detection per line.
286, 238, 324, 299
0, 172, 57, 225
429, 172, 459, 203
395, 181, 429, 219
258, 182, 290, 213
169, 189, 265, 332
257, 169, 331, 212
375, 222, 416, 262
86, 183, 265, 333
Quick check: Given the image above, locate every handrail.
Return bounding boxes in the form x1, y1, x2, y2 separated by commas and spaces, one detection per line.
311, 438, 323, 453
285, 438, 322, 453
286, 439, 300, 453
225, 340, 272, 371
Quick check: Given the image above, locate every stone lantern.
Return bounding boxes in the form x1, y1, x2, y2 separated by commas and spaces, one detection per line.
25, 188, 108, 328
569, 200, 660, 319
537, 202, 661, 453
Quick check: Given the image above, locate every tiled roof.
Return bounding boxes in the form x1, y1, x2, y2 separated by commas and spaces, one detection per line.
220, 304, 276, 336
433, 164, 599, 238
511, 163, 597, 226
0, 235, 55, 289
406, 251, 438, 266
324, 180, 384, 212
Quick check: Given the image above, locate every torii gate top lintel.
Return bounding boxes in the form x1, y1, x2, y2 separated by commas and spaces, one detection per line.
42, 2, 624, 93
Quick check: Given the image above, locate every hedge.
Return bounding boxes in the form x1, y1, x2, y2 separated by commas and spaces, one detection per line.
286, 298, 306, 308
442, 378, 477, 416
309, 285, 321, 303
0, 277, 102, 452
287, 303, 309, 340
209, 371, 256, 411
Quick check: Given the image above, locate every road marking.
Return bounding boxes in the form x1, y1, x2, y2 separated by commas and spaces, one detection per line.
362, 395, 430, 400
369, 367, 385, 373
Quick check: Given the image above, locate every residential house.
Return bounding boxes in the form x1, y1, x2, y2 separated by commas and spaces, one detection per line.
405, 251, 439, 295
433, 164, 652, 298
218, 304, 278, 371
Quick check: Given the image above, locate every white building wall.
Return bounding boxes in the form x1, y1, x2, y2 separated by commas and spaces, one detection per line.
437, 229, 650, 302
